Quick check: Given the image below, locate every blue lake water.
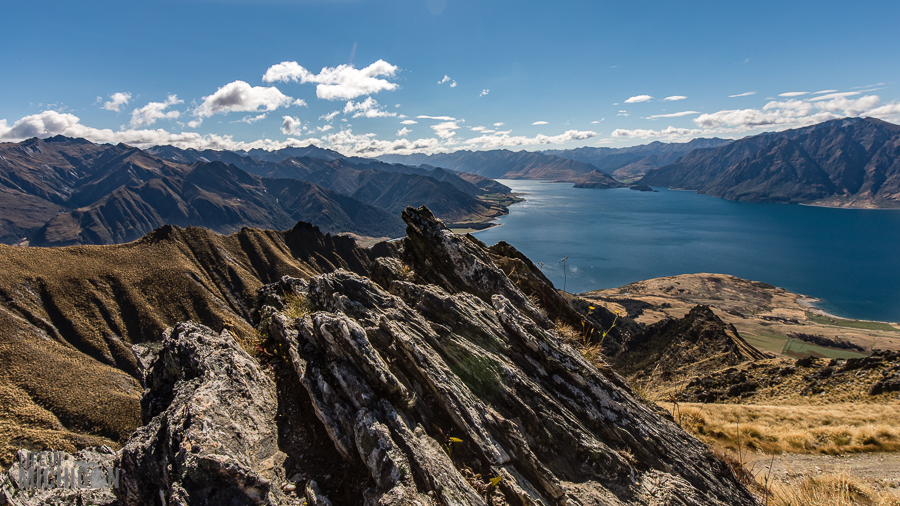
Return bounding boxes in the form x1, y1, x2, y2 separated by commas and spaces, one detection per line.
472, 180, 900, 323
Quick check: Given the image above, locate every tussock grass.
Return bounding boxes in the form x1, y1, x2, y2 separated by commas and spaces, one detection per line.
767, 470, 900, 506
668, 403, 900, 455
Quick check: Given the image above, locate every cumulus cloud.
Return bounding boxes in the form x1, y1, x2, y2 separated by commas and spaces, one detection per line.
281, 116, 303, 135
321, 128, 445, 156
196, 81, 297, 117
778, 91, 809, 97
693, 94, 897, 130
317, 125, 333, 132
103, 92, 132, 112
465, 129, 597, 149
417, 115, 456, 121
728, 91, 757, 98
663, 96, 687, 101
479, 89, 489, 97
400, 119, 417, 125
431, 121, 461, 139
397, 127, 411, 137
342, 97, 396, 118
624, 95, 652, 103
451, 82, 458, 88
646, 111, 700, 120
130, 94, 183, 127
532, 121, 548, 125
262, 59, 399, 100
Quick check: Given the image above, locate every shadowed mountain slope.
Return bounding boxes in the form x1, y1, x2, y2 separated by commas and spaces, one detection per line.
639, 117, 900, 207
378, 149, 621, 183
0, 222, 397, 466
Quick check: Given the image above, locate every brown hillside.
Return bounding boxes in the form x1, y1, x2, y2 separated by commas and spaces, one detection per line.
0, 222, 395, 466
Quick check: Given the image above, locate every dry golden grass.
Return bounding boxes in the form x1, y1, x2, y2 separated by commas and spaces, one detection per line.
667, 403, 900, 455
767, 470, 900, 506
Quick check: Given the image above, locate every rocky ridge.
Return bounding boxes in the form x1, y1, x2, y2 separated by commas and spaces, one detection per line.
1, 207, 759, 505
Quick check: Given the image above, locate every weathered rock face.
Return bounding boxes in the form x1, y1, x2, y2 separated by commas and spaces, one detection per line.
252, 207, 758, 505
116, 322, 292, 506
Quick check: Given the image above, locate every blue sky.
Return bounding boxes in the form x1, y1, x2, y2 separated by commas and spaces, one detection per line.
2, 0, 899, 156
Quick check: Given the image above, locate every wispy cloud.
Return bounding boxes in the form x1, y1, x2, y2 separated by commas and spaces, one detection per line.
400, 119, 417, 124
493, 122, 504, 127
465, 129, 597, 149
662, 96, 687, 101
102, 92, 132, 112
807, 91, 860, 102
532, 121, 548, 125
646, 111, 700, 120
438, 75, 457, 87
728, 91, 757, 98
397, 127, 411, 137
624, 95, 653, 103
479, 89, 490, 97
814, 90, 838, 94
778, 91, 809, 97
234, 113, 267, 124
262, 59, 399, 100
617, 110, 628, 117
417, 115, 456, 121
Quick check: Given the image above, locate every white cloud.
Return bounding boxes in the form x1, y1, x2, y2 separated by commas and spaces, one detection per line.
611, 126, 710, 140
646, 111, 700, 120
397, 127, 411, 137
479, 89, 489, 97
692, 94, 896, 130
342, 97, 397, 118
319, 110, 340, 122
400, 119, 417, 125
293, 99, 308, 107
728, 91, 757, 98
814, 90, 838, 94
807, 91, 860, 102
417, 115, 456, 121
617, 110, 628, 117
196, 81, 297, 117
235, 113, 267, 124
187, 119, 203, 128
532, 121, 548, 125
590, 119, 604, 124
431, 121, 461, 139
281, 116, 303, 135
321, 128, 445, 156
317, 125, 333, 132
662, 96, 687, 101
438, 75, 457, 87
778, 91, 809, 97
624, 95, 653, 103
130, 94, 183, 127
493, 122, 504, 127
262, 59, 399, 100
103, 92, 132, 112
465, 129, 597, 149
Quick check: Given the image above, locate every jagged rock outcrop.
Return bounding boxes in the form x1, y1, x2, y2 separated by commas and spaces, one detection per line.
116, 323, 293, 506
251, 207, 758, 505
612, 305, 766, 381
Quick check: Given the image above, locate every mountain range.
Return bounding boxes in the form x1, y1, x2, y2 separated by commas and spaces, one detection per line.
378, 148, 624, 185
0, 137, 513, 246
638, 117, 900, 207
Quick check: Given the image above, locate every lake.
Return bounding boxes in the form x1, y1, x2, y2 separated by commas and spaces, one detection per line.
472, 180, 900, 323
